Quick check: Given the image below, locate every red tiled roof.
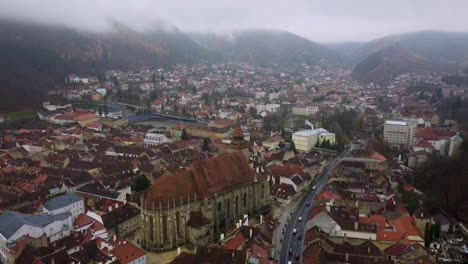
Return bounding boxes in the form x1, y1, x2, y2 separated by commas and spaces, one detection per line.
271, 183, 296, 200
384, 243, 410, 256
370, 151, 387, 162
74, 214, 96, 228
144, 152, 261, 208
110, 238, 146, 264
414, 139, 433, 148
268, 163, 305, 177
308, 204, 327, 220
314, 191, 342, 202
359, 215, 387, 231
224, 233, 246, 250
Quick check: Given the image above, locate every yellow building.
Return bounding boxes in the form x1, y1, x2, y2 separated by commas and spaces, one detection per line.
292, 128, 335, 152
92, 93, 103, 102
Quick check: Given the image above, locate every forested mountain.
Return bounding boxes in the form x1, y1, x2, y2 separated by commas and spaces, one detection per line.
190, 30, 342, 67
341, 31, 468, 84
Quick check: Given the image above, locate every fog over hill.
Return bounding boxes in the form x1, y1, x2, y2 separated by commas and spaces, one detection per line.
1, 15, 468, 109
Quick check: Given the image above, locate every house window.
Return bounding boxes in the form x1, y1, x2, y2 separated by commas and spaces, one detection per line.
243, 193, 247, 208
217, 202, 222, 211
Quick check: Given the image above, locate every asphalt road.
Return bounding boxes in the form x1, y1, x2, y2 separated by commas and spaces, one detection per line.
279, 148, 353, 264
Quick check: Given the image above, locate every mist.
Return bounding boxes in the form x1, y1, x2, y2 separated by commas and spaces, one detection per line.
0, 0, 467, 42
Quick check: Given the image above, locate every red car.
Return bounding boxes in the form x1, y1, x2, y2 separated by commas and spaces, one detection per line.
295, 253, 300, 260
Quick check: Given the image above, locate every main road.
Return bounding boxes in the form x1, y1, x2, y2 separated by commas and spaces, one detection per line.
279, 147, 354, 264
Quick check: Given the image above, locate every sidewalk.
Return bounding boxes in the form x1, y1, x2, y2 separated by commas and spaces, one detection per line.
273, 192, 306, 252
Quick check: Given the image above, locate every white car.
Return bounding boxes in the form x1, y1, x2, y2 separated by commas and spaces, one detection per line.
312, 185, 316, 190
298, 216, 302, 222
293, 228, 297, 235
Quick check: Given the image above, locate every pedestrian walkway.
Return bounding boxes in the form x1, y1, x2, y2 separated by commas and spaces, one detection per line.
273, 192, 306, 252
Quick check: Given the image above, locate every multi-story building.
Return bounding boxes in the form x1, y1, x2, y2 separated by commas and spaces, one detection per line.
256, 104, 280, 114
144, 128, 169, 147
0, 211, 74, 263
292, 128, 335, 152
43, 193, 85, 222
383, 119, 418, 149
292, 105, 319, 116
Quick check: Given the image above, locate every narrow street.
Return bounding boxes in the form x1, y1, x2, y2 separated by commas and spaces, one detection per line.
278, 148, 353, 264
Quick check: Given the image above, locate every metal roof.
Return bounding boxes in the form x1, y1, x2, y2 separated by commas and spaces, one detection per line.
0, 211, 71, 239
43, 193, 83, 211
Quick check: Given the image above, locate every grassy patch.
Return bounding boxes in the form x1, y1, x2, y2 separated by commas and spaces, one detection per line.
2, 111, 37, 122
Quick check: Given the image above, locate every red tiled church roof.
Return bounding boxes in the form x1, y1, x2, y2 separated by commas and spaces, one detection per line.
144, 152, 262, 208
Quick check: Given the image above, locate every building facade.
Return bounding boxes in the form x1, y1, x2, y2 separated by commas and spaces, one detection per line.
256, 104, 280, 114
292, 105, 319, 116
383, 120, 418, 149
140, 152, 270, 251
144, 129, 169, 147
292, 128, 336, 152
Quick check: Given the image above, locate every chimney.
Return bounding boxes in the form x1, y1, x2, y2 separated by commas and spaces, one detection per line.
368, 246, 370, 254
177, 247, 181, 256
345, 253, 349, 262
108, 206, 112, 212
115, 203, 119, 209
260, 215, 263, 225
220, 233, 225, 241
249, 228, 253, 238
113, 235, 116, 241
354, 222, 358, 231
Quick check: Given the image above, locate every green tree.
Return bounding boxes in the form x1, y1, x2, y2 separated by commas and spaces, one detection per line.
290, 141, 297, 153
202, 138, 210, 152
134, 175, 151, 192
181, 128, 189, 140
424, 222, 431, 242
150, 90, 159, 101
315, 139, 320, 148
432, 221, 441, 239
104, 104, 109, 117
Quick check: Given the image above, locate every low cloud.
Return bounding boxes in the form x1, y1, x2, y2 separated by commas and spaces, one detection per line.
0, 0, 467, 42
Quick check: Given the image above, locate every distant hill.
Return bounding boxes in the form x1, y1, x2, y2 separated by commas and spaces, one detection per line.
347, 31, 468, 84
0, 21, 344, 110
0, 20, 212, 110
190, 30, 342, 67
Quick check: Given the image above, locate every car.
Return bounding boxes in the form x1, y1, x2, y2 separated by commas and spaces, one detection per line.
306, 201, 310, 206
288, 248, 293, 255
293, 228, 297, 235
298, 234, 302, 240
298, 216, 302, 222
312, 185, 316, 190
295, 253, 300, 260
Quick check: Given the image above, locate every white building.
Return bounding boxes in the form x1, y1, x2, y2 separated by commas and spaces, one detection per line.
42, 101, 72, 111
268, 92, 280, 101
0, 211, 74, 262
256, 104, 280, 114
43, 193, 85, 223
292, 105, 319, 116
96, 88, 107, 96
383, 120, 418, 149
292, 128, 336, 152
448, 133, 463, 158
144, 129, 170, 147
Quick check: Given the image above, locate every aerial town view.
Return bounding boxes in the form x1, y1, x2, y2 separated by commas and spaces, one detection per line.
0, 1, 468, 263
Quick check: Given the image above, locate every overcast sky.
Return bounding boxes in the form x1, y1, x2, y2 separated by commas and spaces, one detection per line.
0, 0, 467, 42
